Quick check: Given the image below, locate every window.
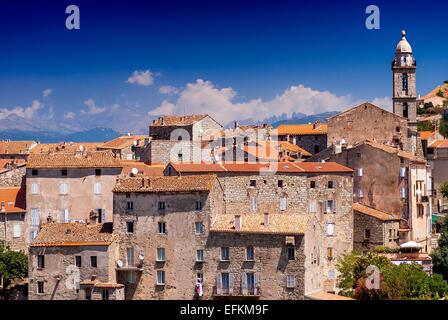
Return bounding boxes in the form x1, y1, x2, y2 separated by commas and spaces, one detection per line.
101, 289, 109, 300
127, 201, 134, 211
328, 269, 336, 280
220, 247, 230, 261
195, 222, 205, 235
126, 221, 134, 233
325, 200, 336, 214
61, 169, 67, 176
95, 169, 101, 176
195, 201, 203, 211
37, 281, 44, 294
250, 196, 257, 212
13, 224, 22, 238
286, 275, 296, 288
396, 126, 401, 133
310, 181, 316, 189
97, 209, 105, 223
326, 223, 335, 236
246, 246, 255, 261
246, 272, 255, 292
328, 181, 333, 189
60, 209, 69, 223
249, 180, 256, 188
278, 180, 284, 188
93, 182, 102, 195
327, 247, 333, 260
158, 222, 166, 234
156, 248, 166, 262
357, 189, 364, 198
90, 256, 97, 268
126, 193, 131, 198
221, 272, 230, 292
287, 247, 295, 260
31, 169, 38, 176
196, 273, 204, 284
31, 208, 40, 226
158, 201, 166, 211
59, 182, 69, 195
357, 168, 363, 177
178, 153, 183, 161
196, 249, 204, 262
31, 183, 39, 194
37, 255, 45, 268
402, 73, 408, 91
389, 229, 393, 238
309, 200, 317, 213
279, 197, 287, 211
75, 256, 82, 268
30, 230, 37, 241
157, 270, 165, 285
127, 270, 136, 284
400, 187, 407, 198
85, 288, 92, 300
314, 145, 320, 154
403, 102, 409, 118
365, 229, 371, 239
400, 167, 407, 178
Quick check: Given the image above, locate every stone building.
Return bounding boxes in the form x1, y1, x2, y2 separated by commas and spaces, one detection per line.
28, 222, 123, 300
275, 121, 328, 155
353, 202, 401, 253
0, 159, 26, 187
309, 140, 431, 252
148, 115, 223, 164
0, 187, 26, 252
97, 135, 151, 161
30, 142, 101, 155
427, 140, 448, 215
25, 151, 122, 245
112, 175, 225, 300
164, 161, 354, 293
112, 174, 331, 299
0, 140, 37, 160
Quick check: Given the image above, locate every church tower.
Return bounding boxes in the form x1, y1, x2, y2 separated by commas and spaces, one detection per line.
392, 30, 417, 132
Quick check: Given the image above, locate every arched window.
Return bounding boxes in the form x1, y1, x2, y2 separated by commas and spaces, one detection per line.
402, 73, 408, 91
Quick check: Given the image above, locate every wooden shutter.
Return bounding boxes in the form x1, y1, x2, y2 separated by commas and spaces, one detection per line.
216, 274, 223, 295
254, 273, 260, 295
229, 273, 234, 295
13, 224, 21, 238
241, 273, 248, 295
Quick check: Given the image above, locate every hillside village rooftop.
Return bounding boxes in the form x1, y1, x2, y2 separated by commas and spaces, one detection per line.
26, 151, 122, 168
151, 114, 208, 126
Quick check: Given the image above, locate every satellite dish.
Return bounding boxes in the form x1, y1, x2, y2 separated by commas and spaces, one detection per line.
341, 139, 346, 144
116, 260, 123, 268
321, 160, 326, 163
139, 254, 145, 261
214, 154, 220, 162
131, 168, 139, 176
133, 140, 138, 146
79, 145, 85, 151
127, 132, 131, 136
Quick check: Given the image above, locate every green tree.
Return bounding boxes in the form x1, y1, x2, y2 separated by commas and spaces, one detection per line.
440, 119, 448, 138
432, 215, 448, 280
0, 245, 28, 294
437, 89, 445, 98
417, 121, 434, 132
440, 182, 448, 199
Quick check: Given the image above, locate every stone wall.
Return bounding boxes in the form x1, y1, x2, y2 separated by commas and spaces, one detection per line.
0, 167, 26, 187
0, 212, 26, 252
278, 134, 327, 155
149, 140, 211, 165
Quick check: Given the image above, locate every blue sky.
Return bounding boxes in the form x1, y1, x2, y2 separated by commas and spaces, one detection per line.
0, 0, 447, 133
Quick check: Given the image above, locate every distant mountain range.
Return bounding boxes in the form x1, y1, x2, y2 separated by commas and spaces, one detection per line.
0, 111, 340, 142
271, 111, 340, 128
0, 127, 121, 143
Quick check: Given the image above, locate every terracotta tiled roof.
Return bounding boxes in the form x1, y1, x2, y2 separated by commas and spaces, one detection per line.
120, 161, 165, 177
31, 222, 114, 247
27, 151, 122, 169
380, 252, 432, 261
353, 203, 401, 221
0, 187, 26, 213
0, 159, 26, 174
361, 140, 425, 163
328, 102, 406, 120
0, 140, 36, 155
276, 123, 328, 136
79, 279, 124, 288
113, 175, 218, 193
419, 131, 434, 141
169, 161, 353, 174
210, 213, 310, 235
306, 291, 354, 300
428, 139, 448, 149
30, 142, 102, 154
99, 135, 149, 150
279, 142, 312, 156
151, 114, 208, 126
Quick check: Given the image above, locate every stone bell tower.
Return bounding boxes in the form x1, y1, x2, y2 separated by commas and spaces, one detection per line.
392, 30, 417, 132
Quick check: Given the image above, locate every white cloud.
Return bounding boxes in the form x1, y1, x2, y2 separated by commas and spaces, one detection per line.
42, 88, 53, 97
149, 79, 353, 125
64, 112, 76, 119
0, 100, 42, 120
159, 85, 180, 95
81, 99, 106, 115
127, 70, 155, 86
371, 96, 392, 111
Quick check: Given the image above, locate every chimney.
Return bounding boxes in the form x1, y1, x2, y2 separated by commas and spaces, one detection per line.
264, 212, 270, 226
234, 214, 242, 231
234, 121, 239, 129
